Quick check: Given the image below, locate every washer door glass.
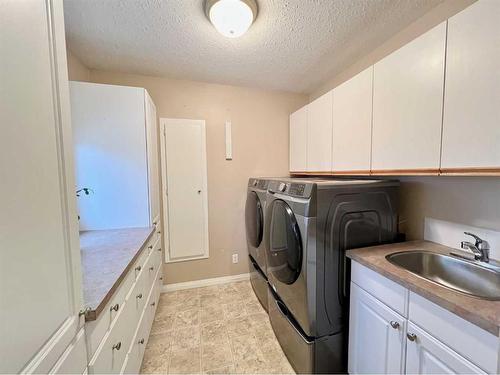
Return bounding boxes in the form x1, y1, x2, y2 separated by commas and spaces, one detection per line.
245, 191, 263, 248
268, 199, 303, 284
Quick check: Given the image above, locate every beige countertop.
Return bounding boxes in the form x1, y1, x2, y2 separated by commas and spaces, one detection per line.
80, 226, 154, 321
347, 240, 500, 336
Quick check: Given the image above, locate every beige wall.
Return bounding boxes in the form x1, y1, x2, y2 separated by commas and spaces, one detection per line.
399, 177, 500, 240
82, 69, 307, 285
66, 49, 90, 82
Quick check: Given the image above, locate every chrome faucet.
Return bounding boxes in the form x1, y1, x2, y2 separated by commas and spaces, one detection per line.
461, 232, 490, 263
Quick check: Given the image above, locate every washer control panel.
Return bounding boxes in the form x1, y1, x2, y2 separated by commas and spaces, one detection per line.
269, 180, 310, 198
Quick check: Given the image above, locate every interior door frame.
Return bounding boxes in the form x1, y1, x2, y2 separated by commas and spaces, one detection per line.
159, 118, 209, 263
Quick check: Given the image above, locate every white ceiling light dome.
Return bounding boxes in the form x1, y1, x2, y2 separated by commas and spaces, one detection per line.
205, 0, 258, 38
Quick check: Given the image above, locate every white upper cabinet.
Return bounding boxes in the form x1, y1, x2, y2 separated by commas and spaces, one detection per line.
70, 82, 159, 230
441, 0, 500, 171
307, 91, 333, 172
332, 67, 373, 173
1, 1, 85, 372
372, 22, 446, 172
289, 106, 307, 172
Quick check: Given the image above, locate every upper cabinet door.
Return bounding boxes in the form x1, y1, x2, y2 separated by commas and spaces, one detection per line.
289, 106, 307, 172
441, 0, 500, 172
332, 67, 373, 173
372, 22, 446, 173
307, 91, 333, 172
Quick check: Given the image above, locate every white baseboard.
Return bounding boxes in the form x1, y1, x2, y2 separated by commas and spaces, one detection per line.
161, 273, 250, 293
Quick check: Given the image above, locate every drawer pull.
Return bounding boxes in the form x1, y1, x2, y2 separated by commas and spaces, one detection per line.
157, 230, 161, 234
157, 248, 162, 252
407, 333, 417, 342
150, 302, 156, 307
136, 293, 143, 299
149, 266, 154, 271
148, 245, 153, 250
135, 265, 142, 272
138, 338, 145, 345
110, 303, 119, 312
390, 321, 400, 329
159, 277, 163, 281
112, 342, 122, 351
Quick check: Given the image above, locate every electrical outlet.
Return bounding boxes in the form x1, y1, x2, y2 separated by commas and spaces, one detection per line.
232, 253, 238, 264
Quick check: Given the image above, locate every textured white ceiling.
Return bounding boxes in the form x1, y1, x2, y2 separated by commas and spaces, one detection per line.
64, 0, 442, 94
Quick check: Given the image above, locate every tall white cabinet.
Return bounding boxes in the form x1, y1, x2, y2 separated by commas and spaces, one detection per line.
0, 1, 86, 373
70, 82, 161, 230
441, 0, 500, 172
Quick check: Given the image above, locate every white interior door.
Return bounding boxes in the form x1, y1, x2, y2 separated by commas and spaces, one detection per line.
160, 118, 209, 262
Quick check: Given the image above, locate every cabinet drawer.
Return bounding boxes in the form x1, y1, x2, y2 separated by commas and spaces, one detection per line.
89, 298, 136, 374
121, 310, 149, 375
86, 270, 135, 356
128, 268, 147, 320
409, 292, 498, 373
351, 261, 408, 316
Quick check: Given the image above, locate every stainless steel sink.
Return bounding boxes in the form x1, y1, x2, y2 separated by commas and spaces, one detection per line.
386, 251, 500, 300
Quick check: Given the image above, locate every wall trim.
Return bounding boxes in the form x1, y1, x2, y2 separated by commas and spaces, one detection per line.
161, 273, 250, 293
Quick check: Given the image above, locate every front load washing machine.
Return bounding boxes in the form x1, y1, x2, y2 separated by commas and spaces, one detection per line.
265, 178, 399, 373
245, 177, 271, 311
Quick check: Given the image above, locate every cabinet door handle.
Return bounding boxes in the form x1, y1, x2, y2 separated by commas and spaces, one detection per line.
138, 338, 145, 345
390, 321, 400, 329
136, 293, 143, 299
112, 342, 122, 351
135, 265, 142, 272
148, 245, 153, 250
159, 277, 163, 281
151, 302, 156, 307
407, 333, 417, 342
157, 247, 162, 252
149, 266, 154, 271
110, 303, 119, 312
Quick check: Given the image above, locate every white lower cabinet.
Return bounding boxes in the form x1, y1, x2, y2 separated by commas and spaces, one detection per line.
349, 261, 497, 374
87, 232, 163, 374
405, 323, 484, 374
348, 283, 406, 374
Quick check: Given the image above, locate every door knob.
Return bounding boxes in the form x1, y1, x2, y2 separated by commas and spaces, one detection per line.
390, 321, 400, 329
407, 333, 417, 342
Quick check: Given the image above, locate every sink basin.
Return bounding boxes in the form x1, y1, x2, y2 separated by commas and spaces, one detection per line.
386, 251, 500, 300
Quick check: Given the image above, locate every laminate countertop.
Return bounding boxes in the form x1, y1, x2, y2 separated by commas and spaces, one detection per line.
80, 226, 154, 321
347, 240, 500, 336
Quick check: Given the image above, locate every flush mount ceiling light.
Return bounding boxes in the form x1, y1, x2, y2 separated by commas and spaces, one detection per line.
205, 0, 258, 38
